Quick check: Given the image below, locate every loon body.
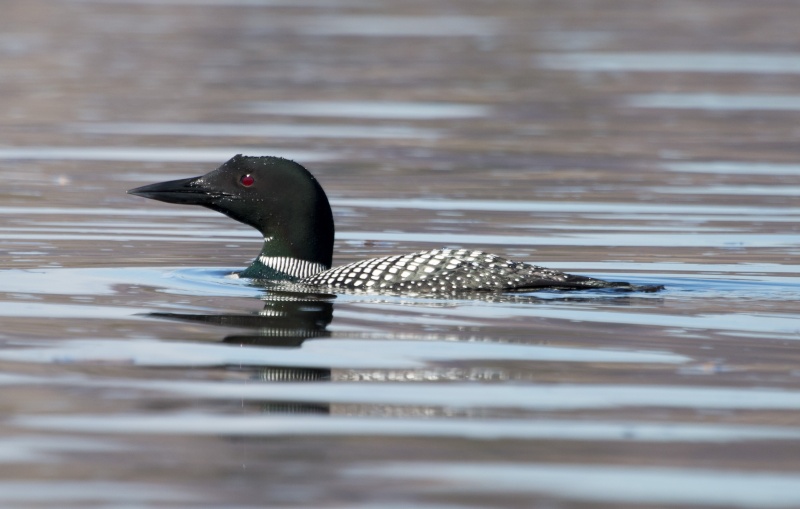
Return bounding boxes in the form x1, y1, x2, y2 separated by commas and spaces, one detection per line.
129, 155, 662, 293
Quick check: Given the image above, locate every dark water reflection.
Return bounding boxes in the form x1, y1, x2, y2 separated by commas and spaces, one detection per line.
152, 291, 336, 347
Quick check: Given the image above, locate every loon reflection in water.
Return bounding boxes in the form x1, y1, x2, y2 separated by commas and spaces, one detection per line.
145, 286, 669, 417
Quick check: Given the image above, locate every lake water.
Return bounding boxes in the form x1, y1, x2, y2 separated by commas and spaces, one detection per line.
2, 1, 800, 507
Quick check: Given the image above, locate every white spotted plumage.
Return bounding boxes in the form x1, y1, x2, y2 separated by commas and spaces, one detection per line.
258, 256, 328, 279
297, 248, 597, 293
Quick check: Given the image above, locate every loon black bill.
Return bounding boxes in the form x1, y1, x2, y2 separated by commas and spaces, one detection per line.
127, 176, 214, 205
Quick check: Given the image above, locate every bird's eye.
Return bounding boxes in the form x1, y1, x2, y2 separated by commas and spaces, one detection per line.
240, 174, 255, 187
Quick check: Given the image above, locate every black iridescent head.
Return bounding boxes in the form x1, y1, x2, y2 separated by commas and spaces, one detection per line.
128, 155, 334, 272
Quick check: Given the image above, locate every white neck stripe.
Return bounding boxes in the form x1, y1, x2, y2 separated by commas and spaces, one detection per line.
258, 256, 326, 278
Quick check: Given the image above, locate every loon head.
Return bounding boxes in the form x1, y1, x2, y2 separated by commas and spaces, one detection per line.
128, 155, 335, 278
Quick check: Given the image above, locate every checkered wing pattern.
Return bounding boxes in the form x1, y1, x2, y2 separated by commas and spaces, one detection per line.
299, 248, 606, 293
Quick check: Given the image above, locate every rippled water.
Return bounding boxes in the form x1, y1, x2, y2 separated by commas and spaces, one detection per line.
2, 1, 800, 508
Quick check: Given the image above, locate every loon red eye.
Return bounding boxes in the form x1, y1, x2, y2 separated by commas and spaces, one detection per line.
240, 174, 255, 187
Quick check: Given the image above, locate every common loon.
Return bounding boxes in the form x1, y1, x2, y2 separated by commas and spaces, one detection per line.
128, 155, 663, 293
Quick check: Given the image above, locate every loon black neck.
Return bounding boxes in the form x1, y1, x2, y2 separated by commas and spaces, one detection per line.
235, 171, 335, 281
